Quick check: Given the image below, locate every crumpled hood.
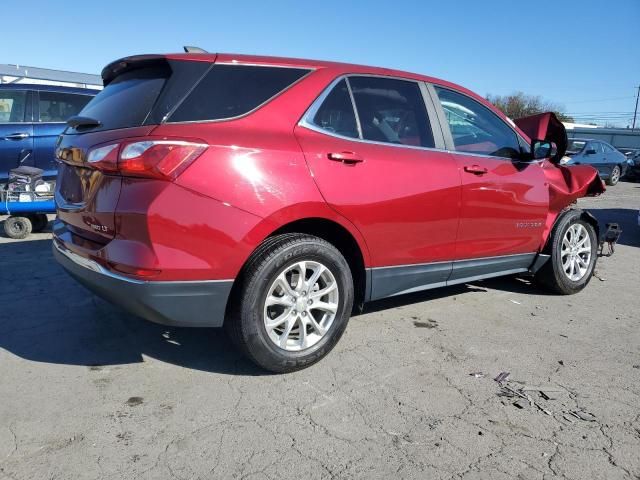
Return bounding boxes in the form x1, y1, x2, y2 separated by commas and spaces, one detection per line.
514, 112, 568, 162
542, 161, 605, 211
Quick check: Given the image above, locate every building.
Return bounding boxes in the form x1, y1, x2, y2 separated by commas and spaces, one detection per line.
0, 64, 101, 90
564, 124, 640, 150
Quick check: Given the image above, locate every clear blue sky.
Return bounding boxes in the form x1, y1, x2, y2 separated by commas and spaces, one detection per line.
3, 0, 639, 126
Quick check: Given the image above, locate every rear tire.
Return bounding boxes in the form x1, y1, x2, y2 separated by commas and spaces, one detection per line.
534, 210, 597, 295
29, 214, 49, 232
606, 165, 620, 186
4, 216, 33, 240
226, 233, 354, 373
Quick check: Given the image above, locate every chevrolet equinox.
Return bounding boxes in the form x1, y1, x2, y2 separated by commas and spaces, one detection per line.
53, 51, 606, 372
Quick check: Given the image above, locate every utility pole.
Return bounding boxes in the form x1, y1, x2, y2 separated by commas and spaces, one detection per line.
633, 85, 640, 131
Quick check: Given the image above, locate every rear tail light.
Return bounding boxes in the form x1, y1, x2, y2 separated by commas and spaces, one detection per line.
86, 139, 207, 180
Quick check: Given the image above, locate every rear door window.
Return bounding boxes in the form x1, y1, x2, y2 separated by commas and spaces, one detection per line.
309, 79, 359, 139
435, 87, 520, 159
0, 90, 28, 123
348, 76, 435, 148
168, 65, 310, 122
38, 91, 92, 122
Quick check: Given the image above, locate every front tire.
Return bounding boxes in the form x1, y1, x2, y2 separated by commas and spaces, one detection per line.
606, 165, 620, 186
227, 234, 354, 373
535, 210, 597, 295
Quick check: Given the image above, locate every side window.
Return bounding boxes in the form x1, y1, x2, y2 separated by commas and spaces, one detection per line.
588, 142, 601, 154
169, 65, 310, 122
603, 143, 615, 153
39, 92, 92, 122
435, 87, 520, 159
348, 76, 434, 148
0, 90, 28, 123
310, 79, 359, 138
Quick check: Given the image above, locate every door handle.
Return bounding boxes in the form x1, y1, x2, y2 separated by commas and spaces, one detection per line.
463, 165, 488, 175
4, 133, 30, 140
327, 151, 364, 165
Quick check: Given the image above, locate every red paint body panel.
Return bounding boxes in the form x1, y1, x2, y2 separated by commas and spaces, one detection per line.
451, 154, 548, 258
540, 162, 605, 244
294, 125, 461, 265
111, 179, 262, 280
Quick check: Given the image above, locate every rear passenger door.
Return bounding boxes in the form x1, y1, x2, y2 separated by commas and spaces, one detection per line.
0, 89, 33, 180
33, 90, 92, 177
295, 75, 461, 300
431, 86, 548, 277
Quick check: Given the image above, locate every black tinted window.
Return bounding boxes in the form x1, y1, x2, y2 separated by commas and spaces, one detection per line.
311, 79, 358, 138
78, 65, 170, 131
169, 65, 309, 122
349, 76, 434, 148
435, 87, 520, 159
39, 91, 92, 122
0, 90, 27, 123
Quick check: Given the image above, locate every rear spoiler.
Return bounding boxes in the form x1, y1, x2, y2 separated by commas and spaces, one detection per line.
514, 112, 567, 162
101, 51, 218, 86
101, 55, 168, 86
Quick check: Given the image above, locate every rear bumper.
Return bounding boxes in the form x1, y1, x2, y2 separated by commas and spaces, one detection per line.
53, 240, 233, 327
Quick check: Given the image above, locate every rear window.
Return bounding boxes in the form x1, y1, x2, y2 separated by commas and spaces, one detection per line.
77, 65, 170, 131
73, 60, 210, 132
168, 65, 310, 122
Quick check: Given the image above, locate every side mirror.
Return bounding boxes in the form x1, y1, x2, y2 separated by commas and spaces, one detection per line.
531, 140, 557, 160
585, 149, 597, 155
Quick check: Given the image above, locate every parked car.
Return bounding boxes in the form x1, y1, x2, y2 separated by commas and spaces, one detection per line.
53, 52, 607, 372
0, 84, 96, 182
561, 138, 627, 185
617, 148, 640, 180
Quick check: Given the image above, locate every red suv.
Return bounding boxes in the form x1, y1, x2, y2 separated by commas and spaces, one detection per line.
53, 52, 606, 372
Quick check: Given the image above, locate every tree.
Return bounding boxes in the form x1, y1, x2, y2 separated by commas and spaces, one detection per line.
486, 91, 574, 123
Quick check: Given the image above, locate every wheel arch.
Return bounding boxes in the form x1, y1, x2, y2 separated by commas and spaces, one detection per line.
542, 207, 599, 254
228, 212, 371, 320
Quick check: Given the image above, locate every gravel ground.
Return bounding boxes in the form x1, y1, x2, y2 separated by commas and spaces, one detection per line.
0, 181, 638, 479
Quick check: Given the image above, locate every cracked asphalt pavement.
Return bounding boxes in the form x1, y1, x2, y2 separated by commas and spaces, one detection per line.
1, 181, 639, 479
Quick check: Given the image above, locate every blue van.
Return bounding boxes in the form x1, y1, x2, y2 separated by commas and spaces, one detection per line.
0, 84, 96, 181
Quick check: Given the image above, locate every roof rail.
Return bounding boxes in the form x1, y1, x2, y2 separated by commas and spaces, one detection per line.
183, 46, 208, 53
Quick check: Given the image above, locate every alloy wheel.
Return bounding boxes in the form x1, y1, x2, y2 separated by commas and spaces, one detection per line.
263, 260, 339, 351
610, 167, 620, 184
560, 223, 592, 281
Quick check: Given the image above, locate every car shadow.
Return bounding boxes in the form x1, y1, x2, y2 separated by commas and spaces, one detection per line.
0, 238, 267, 376
2, 205, 634, 375
586, 207, 639, 248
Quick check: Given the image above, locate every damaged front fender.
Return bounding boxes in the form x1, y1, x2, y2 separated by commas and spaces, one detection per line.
543, 161, 605, 211
513, 111, 606, 246
541, 161, 605, 247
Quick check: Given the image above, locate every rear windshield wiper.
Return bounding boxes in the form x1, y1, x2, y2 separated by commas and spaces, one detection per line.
67, 116, 102, 129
